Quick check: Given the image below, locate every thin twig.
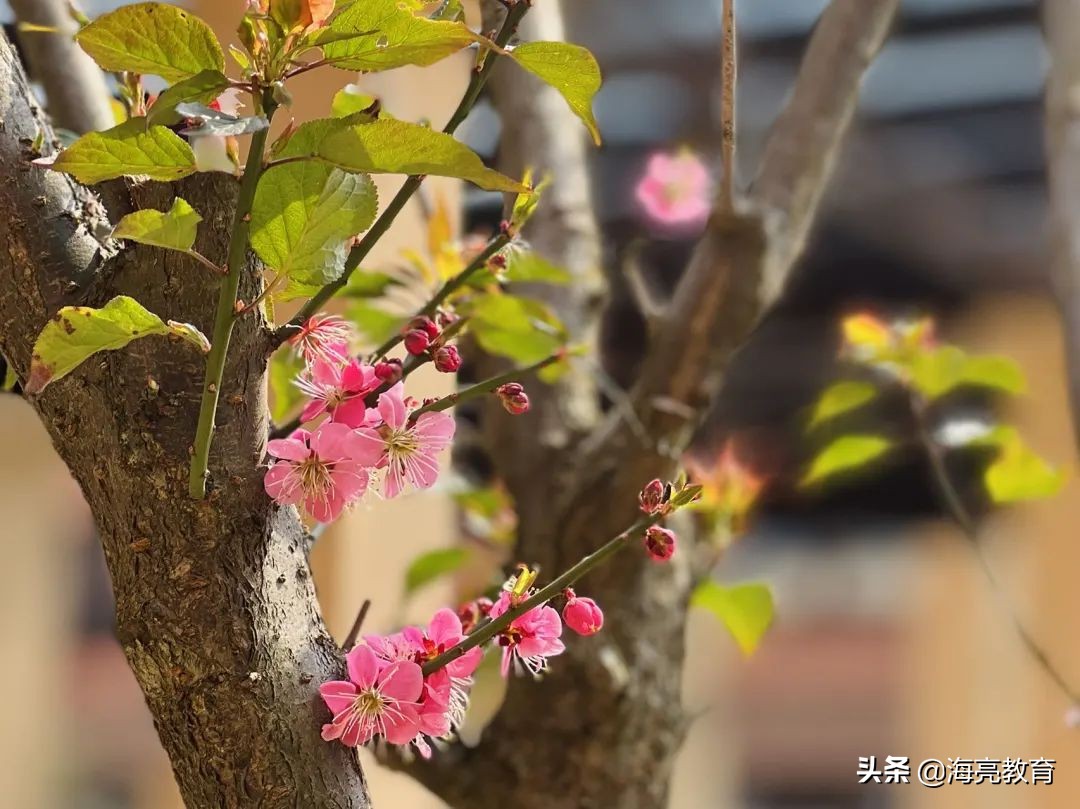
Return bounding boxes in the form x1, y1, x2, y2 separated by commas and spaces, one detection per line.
186, 250, 227, 276
914, 396, 1080, 705
719, 0, 737, 211
234, 274, 284, 318
343, 599, 372, 650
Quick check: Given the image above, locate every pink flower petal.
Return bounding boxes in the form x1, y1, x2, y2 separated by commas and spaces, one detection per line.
264, 463, 302, 505
379, 661, 424, 702
346, 645, 379, 688
382, 703, 421, 745
319, 680, 358, 715
267, 437, 309, 462
378, 383, 408, 429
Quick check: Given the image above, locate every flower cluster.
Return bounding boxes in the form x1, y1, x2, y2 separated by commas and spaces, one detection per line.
320, 609, 482, 758
265, 316, 455, 521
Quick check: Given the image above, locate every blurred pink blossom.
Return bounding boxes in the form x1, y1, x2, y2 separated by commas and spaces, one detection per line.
635, 149, 712, 228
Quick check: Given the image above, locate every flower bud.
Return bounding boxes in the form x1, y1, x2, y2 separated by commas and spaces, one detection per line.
495, 382, 529, 415
433, 345, 463, 373
638, 478, 667, 515
408, 315, 441, 340
643, 525, 677, 562
457, 596, 493, 634
404, 329, 431, 356
562, 590, 603, 636
373, 359, 402, 383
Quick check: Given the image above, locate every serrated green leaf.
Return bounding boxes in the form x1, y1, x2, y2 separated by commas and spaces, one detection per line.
44, 119, 196, 184
318, 0, 480, 72
26, 296, 208, 394
76, 3, 224, 83
692, 580, 774, 657
250, 163, 378, 285
146, 70, 231, 127
269, 348, 305, 422
466, 294, 565, 364
985, 434, 1066, 504
271, 113, 372, 159
404, 547, 470, 596
509, 41, 602, 145
808, 380, 878, 429
801, 434, 893, 487
112, 197, 202, 253
316, 119, 529, 192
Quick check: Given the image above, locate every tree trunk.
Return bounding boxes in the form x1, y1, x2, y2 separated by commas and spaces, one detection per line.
0, 33, 371, 809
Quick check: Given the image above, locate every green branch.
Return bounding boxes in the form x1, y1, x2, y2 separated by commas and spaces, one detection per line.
421, 512, 663, 676
188, 92, 277, 499
272, 1, 529, 344
408, 351, 562, 421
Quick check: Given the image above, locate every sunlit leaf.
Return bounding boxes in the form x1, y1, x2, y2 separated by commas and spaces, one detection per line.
26, 296, 208, 394
76, 3, 224, 83
331, 87, 378, 118
510, 41, 602, 145
801, 434, 893, 487
318, 0, 481, 72
465, 294, 565, 364
112, 197, 201, 253
405, 547, 470, 596
807, 380, 878, 429
42, 119, 196, 184
985, 432, 1066, 504
910, 347, 1025, 400
250, 163, 378, 285
316, 119, 529, 192
691, 580, 774, 657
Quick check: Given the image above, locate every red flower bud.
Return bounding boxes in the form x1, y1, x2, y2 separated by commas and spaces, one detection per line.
404, 329, 431, 356
638, 478, 667, 515
495, 382, 530, 415
374, 359, 402, 383
433, 345, 463, 373
408, 315, 440, 340
643, 525, 677, 562
562, 592, 604, 637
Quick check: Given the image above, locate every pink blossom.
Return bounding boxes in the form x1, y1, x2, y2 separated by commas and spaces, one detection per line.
562, 590, 604, 636
490, 591, 565, 678
288, 315, 355, 364
495, 382, 530, 415
263, 423, 372, 522
643, 525, 677, 562
638, 478, 668, 515
319, 645, 422, 747
353, 383, 456, 498
635, 150, 712, 228
296, 353, 380, 428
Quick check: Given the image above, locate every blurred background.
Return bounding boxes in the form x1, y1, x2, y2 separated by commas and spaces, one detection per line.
1, 0, 1078, 807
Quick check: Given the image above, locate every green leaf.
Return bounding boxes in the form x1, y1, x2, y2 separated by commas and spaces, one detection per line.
331, 87, 379, 118
808, 381, 878, 429
318, 0, 480, 72
271, 113, 372, 159
278, 269, 397, 302
466, 294, 565, 364
43, 119, 196, 184
269, 349, 305, 422
250, 163, 378, 285
509, 169, 549, 233
985, 433, 1066, 504
404, 548, 469, 596
316, 119, 529, 192
26, 296, 209, 394
76, 3, 224, 83
509, 42, 602, 145
910, 346, 1026, 400
146, 70, 231, 127
347, 301, 405, 346
692, 580, 774, 657
112, 197, 201, 253
801, 434, 894, 487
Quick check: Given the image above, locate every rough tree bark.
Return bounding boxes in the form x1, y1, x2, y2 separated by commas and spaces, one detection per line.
0, 0, 898, 805
398, 2, 900, 809
0, 33, 371, 809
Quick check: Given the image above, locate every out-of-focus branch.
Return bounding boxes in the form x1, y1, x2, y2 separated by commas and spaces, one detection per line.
1043, 0, 1080, 455
9, 0, 114, 133
630, 0, 900, 444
